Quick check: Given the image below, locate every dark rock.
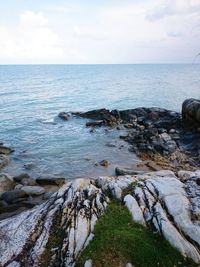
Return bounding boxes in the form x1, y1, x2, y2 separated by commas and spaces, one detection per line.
196, 178, 200, 186
58, 112, 71, 120
182, 98, 200, 128
13, 173, 30, 183
1, 190, 27, 204
86, 120, 104, 127
115, 167, 145, 176
36, 177, 65, 186
99, 160, 109, 167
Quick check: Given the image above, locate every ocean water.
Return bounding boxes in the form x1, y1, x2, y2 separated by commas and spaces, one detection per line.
0, 64, 200, 178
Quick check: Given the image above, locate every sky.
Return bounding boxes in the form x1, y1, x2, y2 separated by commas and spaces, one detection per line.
0, 0, 200, 64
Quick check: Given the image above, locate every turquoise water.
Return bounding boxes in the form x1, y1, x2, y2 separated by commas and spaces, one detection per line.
0, 64, 200, 178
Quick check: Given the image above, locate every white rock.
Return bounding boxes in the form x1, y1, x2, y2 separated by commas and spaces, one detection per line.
124, 194, 145, 225
84, 259, 93, 267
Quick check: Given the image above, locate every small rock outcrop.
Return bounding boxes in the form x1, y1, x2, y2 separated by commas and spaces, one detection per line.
182, 98, 200, 128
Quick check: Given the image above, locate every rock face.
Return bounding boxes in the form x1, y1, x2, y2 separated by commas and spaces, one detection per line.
99, 170, 200, 264
0, 179, 108, 267
0, 171, 200, 265
182, 98, 200, 128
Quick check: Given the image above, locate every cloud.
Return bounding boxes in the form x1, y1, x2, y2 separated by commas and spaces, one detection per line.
146, 0, 200, 21
0, 10, 63, 63
0, 2, 200, 63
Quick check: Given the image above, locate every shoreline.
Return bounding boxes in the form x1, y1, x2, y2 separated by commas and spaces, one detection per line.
0, 98, 200, 266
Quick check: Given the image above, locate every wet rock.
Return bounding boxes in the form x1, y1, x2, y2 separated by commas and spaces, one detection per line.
1, 190, 27, 204
115, 167, 145, 176
58, 111, 71, 120
86, 120, 104, 127
99, 160, 109, 167
0, 174, 15, 193
21, 186, 45, 196
24, 163, 34, 170
13, 173, 30, 183
0, 155, 9, 169
36, 177, 65, 186
0, 145, 14, 155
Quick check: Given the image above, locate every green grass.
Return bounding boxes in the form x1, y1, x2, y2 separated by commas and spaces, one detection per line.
76, 201, 197, 267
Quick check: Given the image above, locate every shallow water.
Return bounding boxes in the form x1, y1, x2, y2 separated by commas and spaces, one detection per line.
0, 64, 200, 178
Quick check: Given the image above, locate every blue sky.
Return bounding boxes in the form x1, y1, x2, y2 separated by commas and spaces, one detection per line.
0, 0, 200, 64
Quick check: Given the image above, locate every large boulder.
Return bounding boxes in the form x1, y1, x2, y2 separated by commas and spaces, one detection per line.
182, 98, 200, 128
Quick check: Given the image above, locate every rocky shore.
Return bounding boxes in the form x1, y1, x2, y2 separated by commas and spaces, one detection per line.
0, 98, 200, 266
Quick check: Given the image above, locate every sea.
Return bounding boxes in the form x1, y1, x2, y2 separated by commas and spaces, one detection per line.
0, 64, 200, 179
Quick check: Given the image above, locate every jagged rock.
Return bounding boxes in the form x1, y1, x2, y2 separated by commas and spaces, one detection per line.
58, 112, 71, 120
0, 179, 108, 267
36, 177, 65, 186
0, 174, 15, 193
86, 120, 104, 127
98, 170, 200, 263
21, 185, 45, 196
0, 155, 9, 169
0, 145, 14, 155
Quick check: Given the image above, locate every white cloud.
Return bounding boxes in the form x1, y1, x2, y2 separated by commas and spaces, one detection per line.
0, 10, 63, 63
0, 2, 200, 63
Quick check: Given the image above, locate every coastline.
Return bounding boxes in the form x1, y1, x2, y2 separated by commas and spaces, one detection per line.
0, 98, 200, 266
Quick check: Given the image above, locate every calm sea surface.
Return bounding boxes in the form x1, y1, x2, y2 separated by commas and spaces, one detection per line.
0, 64, 200, 178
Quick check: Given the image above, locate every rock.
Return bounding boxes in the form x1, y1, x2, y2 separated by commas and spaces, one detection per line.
86, 120, 104, 127
0, 155, 9, 169
13, 173, 30, 183
0, 174, 15, 193
99, 171, 200, 263
43, 191, 54, 200
1, 190, 27, 204
36, 177, 65, 186
21, 178, 37, 186
0, 145, 14, 155
84, 259, 93, 267
196, 178, 200, 186
124, 194, 145, 226
115, 167, 145, 176
125, 263, 134, 267
182, 98, 200, 127
21, 186, 45, 196
58, 112, 71, 120
0, 179, 108, 267
99, 160, 109, 167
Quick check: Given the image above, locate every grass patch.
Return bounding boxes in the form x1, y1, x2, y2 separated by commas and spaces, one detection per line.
76, 201, 197, 267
